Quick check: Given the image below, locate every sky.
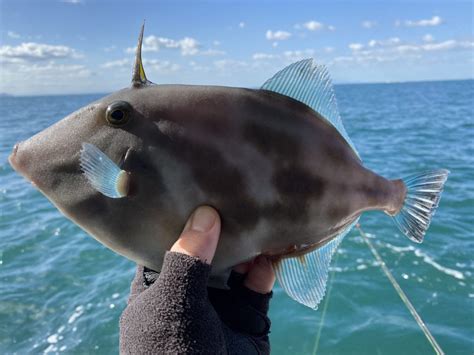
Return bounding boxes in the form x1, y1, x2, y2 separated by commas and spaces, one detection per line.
0, 0, 473, 95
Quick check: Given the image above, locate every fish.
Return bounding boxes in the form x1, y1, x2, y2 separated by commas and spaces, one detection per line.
8, 24, 449, 309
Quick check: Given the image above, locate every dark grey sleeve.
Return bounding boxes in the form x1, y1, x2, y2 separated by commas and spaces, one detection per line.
120, 252, 272, 355
125, 265, 146, 305
120, 252, 226, 354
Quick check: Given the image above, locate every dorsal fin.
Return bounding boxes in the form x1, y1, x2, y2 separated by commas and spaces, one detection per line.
261, 59, 359, 157
131, 22, 154, 88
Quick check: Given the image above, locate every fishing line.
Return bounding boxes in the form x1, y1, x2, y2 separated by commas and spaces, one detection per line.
356, 224, 445, 355
312, 249, 340, 355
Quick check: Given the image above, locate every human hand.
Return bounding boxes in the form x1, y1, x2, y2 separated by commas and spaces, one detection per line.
120, 206, 275, 355
170, 205, 221, 264
233, 256, 276, 295
171, 205, 275, 294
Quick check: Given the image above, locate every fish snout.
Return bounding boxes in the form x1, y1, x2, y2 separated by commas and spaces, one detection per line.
9, 141, 25, 173
9, 140, 42, 188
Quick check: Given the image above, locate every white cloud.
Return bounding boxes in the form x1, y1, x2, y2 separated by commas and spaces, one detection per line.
126, 35, 224, 56
368, 40, 377, 47
295, 20, 335, 32
7, 61, 90, 78
1, 60, 96, 95
404, 16, 443, 27
392, 45, 420, 54
421, 39, 473, 51
303, 21, 323, 31
283, 49, 315, 62
422, 34, 434, 42
1, 42, 89, 94
101, 57, 179, 73
390, 40, 473, 54
178, 37, 200, 55
252, 53, 277, 60
239, 22, 245, 29
362, 20, 376, 29
126, 35, 200, 56
199, 48, 226, 56
143, 59, 180, 72
214, 59, 248, 71
368, 37, 400, 48
0, 42, 80, 63
7, 31, 21, 39
101, 56, 181, 73
266, 30, 291, 41
337, 38, 474, 66
348, 43, 364, 51
101, 58, 129, 68
324, 46, 335, 53
252, 49, 316, 62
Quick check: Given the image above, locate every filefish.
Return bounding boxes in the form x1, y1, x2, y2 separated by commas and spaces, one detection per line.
9, 25, 449, 309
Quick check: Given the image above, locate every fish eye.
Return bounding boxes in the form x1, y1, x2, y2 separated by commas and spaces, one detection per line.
106, 101, 132, 127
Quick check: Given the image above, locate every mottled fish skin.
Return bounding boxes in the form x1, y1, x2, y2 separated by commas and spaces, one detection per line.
9, 84, 405, 278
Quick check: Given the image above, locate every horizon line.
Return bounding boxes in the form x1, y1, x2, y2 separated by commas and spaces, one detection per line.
2, 77, 472, 98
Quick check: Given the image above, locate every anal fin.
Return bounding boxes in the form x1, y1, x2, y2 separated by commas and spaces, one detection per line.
273, 218, 358, 309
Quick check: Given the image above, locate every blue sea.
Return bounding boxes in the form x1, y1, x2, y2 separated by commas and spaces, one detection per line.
1, 80, 473, 354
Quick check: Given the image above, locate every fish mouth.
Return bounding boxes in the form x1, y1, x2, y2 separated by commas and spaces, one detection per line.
9, 141, 39, 187
9, 142, 25, 175
9, 140, 81, 189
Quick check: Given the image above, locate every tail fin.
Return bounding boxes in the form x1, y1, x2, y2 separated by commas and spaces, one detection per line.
393, 170, 449, 243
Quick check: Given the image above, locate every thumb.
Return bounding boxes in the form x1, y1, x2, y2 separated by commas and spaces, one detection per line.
171, 206, 221, 264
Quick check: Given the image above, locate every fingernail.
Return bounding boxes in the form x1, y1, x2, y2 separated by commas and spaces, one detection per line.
190, 206, 216, 232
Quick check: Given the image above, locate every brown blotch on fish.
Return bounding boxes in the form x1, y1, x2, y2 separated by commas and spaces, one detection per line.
243, 122, 301, 163
160, 136, 262, 233
273, 166, 325, 199
266, 165, 324, 223
217, 197, 261, 234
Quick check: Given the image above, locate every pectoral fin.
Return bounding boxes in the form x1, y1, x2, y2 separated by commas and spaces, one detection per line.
80, 143, 130, 198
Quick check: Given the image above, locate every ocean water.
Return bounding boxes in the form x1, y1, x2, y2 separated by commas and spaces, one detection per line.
0, 80, 473, 354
